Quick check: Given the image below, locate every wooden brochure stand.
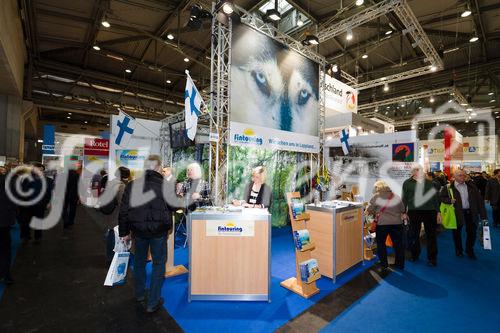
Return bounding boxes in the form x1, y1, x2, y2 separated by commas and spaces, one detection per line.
280, 192, 320, 299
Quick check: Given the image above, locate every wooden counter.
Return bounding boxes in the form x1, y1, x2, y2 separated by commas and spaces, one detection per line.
188, 209, 271, 301
306, 201, 364, 283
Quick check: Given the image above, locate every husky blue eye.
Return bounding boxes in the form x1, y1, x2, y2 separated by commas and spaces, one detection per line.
251, 70, 271, 97
298, 89, 310, 106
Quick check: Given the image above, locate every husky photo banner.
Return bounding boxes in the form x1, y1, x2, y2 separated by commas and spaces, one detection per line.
230, 23, 319, 153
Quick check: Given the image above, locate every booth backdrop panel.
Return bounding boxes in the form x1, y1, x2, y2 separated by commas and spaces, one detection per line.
172, 144, 209, 182
230, 23, 319, 153
228, 146, 311, 227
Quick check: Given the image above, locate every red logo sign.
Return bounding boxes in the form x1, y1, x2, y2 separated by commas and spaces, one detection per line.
84, 138, 109, 156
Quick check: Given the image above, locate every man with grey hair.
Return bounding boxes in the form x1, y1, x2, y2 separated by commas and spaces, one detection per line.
119, 154, 174, 313
441, 169, 487, 259
402, 164, 441, 266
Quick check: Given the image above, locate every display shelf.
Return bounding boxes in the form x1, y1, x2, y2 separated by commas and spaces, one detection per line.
280, 192, 320, 298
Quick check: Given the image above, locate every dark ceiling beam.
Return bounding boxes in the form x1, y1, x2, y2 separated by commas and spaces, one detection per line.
419, 2, 500, 26
286, 0, 319, 23
35, 60, 185, 101
82, 0, 107, 68
470, 0, 488, 60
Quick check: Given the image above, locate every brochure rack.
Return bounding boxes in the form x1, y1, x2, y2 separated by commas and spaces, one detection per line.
280, 192, 320, 299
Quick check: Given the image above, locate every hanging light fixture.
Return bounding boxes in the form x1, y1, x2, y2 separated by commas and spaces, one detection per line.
469, 36, 479, 42
461, 4, 472, 17
296, 14, 304, 27
265, 0, 281, 21
92, 45, 101, 51
101, 18, 111, 28
355, 0, 364, 6
361, 53, 368, 59
302, 32, 319, 45
430, 96, 435, 103
220, 1, 234, 15
383, 83, 389, 92
346, 27, 353, 41
166, 33, 174, 40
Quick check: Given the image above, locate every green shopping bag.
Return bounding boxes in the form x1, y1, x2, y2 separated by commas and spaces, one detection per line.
440, 186, 457, 230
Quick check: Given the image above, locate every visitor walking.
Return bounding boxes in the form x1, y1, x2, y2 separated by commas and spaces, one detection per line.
485, 169, 500, 227
366, 181, 406, 270
440, 169, 487, 259
402, 165, 441, 266
0, 172, 17, 285
119, 155, 174, 313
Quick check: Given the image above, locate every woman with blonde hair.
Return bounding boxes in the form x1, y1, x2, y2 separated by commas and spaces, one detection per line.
366, 180, 406, 269
233, 166, 272, 208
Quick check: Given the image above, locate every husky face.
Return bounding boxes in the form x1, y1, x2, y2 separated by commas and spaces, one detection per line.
231, 24, 319, 136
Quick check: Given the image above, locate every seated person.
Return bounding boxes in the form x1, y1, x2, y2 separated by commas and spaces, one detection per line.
232, 166, 272, 208
177, 162, 211, 211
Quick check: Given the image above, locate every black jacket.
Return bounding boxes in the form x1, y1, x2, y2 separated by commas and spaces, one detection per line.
65, 170, 80, 202
440, 181, 487, 226
0, 174, 17, 227
118, 170, 174, 238
243, 182, 272, 208
15, 172, 53, 218
485, 178, 500, 207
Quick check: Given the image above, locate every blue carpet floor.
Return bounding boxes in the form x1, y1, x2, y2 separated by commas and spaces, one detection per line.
154, 226, 377, 333
321, 204, 500, 333
0, 224, 20, 300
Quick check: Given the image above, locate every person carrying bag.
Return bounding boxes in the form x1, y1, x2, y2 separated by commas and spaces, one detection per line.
440, 185, 457, 230
366, 181, 406, 270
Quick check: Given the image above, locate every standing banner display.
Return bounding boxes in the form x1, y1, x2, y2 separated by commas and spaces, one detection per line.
109, 112, 161, 178
444, 127, 463, 178
325, 75, 358, 116
229, 23, 319, 154
325, 131, 417, 200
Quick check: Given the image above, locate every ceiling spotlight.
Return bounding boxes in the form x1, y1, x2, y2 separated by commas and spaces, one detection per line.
430, 96, 435, 103
221, 1, 234, 15
461, 6, 472, 18
125, 69, 131, 73
184, 57, 189, 62
465, 119, 469, 123
265, 8, 282, 21
166, 80, 172, 84
490, 99, 496, 103
92, 45, 100, 51
107, 123, 109, 126
466, 108, 473, 111
346, 28, 353, 41
68, 112, 72, 115
488, 92, 494, 95
448, 99, 453, 103
332, 64, 338, 72
101, 19, 110, 28
383, 83, 389, 92
361, 54, 368, 59
356, 0, 364, 6
385, 30, 393, 35
469, 36, 479, 43
84, 121, 88, 124
297, 14, 304, 27
66, 116, 71, 119
381, 77, 387, 81
303, 33, 319, 45
471, 112, 477, 116
436, 122, 440, 126
166, 33, 174, 40
411, 124, 415, 130
430, 65, 437, 72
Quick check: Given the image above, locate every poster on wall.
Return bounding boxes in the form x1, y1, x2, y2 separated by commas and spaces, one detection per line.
325, 75, 358, 115
326, 131, 417, 199
115, 149, 149, 178
230, 23, 319, 153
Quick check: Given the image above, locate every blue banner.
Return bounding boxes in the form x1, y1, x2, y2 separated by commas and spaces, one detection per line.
42, 124, 55, 154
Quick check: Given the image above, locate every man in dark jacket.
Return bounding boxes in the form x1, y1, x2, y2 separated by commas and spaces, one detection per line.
402, 165, 441, 266
0, 173, 17, 284
62, 166, 80, 229
485, 169, 500, 227
119, 155, 175, 313
440, 169, 487, 259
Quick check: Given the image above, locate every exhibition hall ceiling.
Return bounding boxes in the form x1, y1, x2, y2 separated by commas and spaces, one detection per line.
20, 0, 500, 127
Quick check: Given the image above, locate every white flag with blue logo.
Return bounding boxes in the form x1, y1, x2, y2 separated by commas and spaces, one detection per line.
340, 128, 350, 155
184, 73, 203, 141
114, 110, 136, 148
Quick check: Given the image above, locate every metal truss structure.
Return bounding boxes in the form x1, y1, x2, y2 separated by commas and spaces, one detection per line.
209, 6, 233, 206
317, 0, 443, 90
397, 108, 493, 127
358, 87, 467, 111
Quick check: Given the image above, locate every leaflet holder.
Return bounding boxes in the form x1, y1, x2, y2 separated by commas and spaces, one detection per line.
280, 192, 320, 299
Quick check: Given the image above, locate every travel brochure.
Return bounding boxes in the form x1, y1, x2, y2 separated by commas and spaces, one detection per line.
293, 229, 313, 251
299, 258, 321, 283
291, 199, 305, 219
